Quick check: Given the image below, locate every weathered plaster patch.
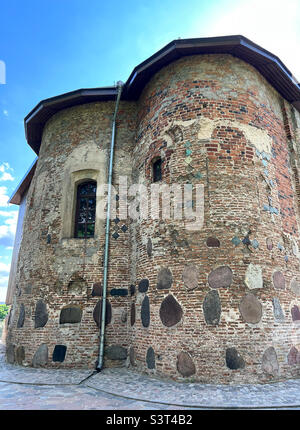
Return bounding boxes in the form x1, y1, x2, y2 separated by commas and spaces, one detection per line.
197, 117, 273, 153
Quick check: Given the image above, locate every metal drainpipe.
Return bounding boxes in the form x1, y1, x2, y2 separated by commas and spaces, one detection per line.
96, 81, 123, 372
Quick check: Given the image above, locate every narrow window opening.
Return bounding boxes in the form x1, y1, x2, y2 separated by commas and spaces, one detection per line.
74, 180, 97, 238
152, 158, 162, 183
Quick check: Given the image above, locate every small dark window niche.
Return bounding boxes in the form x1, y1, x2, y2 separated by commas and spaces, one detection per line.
74, 180, 97, 238
152, 158, 162, 183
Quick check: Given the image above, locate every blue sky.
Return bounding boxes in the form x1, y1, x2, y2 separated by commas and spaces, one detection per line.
0, 0, 299, 302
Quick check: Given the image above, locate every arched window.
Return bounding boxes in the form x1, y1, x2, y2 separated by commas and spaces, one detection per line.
74, 180, 97, 238
152, 158, 162, 182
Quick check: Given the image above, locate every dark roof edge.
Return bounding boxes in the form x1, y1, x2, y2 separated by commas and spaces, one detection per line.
9, 158, 38, 205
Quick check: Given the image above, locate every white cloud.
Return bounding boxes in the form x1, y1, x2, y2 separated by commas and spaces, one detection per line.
0, 210, 18, 247
0, 172, 14, 181
190, 0, 300, 80
3, 109, 8, 117
0, 163, 14, 182
0, 186, 9, 207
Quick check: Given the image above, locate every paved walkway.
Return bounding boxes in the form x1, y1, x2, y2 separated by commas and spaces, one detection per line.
0, 342, 300, 410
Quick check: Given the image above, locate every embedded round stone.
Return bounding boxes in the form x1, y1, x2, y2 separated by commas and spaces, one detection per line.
157, 268, 173, 290
160, 294, 182, 327
182, 264, 199, 291
130, 302, 136, 326
129, 346, 136, 366
141, 295, 150, 327
288, 346, 300, 365
225, 348, 245, 370
203, 290, 221, 325
208, 266, 232, 289
266, 238, 273, 250
206, 237, 220, 247
262, 347, 279, 376
291, 305, 300, 321
121, 309, 127, 323
32, 344, 48, 367
146, 347, 156, 369
290, 279, 300, 296
244, 264, 263, 290
15, 346, 25, 365
6, 344, 15, 364
272, 297, 285, 321
105, 345, 127, 360
138, 279, 149, 293
60, 306, 83, 324
17, 303, 25, 328
52, 345, 67, 363
34, 300, 48, 328
147, 238, 152, 257
93, 300, 112, 328
176, 352, 196, 377
91, 282, 102, 297
239, 293, 262, 324
272, 271, 285, 290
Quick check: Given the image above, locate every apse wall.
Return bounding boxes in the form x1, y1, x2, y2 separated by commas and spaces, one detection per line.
128, 54, 300, 384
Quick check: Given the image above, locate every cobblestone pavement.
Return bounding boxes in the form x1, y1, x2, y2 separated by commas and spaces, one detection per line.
0, 342, 300, 410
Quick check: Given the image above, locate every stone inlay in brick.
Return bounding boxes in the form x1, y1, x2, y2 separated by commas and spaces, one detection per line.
121, 224, 128, 233
239, 293, 262, 324
182, 264, 199, 291
91, 282, 102, 297
160, 294, 182, 327
231, 236, 241, 246
262, 347, 279, 376
93, 300, 112, 328
208, 266, 233, 289
225, 348, 245, 370
52, 345, 67, 362
176, 352, 196, 377
203, 290, 221, 325
105, 345, 127, 360
288, 346, 300, 365
146, 347, 156, 369
266, 237, 273, 250
244, 264, 263, 290
147, 238, 152, 257
60, 306, 82, 324
157, 267, 173, 290
34, 300, 48, 328
272, 271, 285, 290
15, 346, 25, 365
131, 302, 136, 326
110, 288, 128, 296
141, 295, 150, 327
138, 279, 149, 293
291, 305, 300, 321
32, 344, 48, 367
17, 303, 25, 328
6, 344, 15, 364
272, 297, 285, 321
206, 237, 220, 247
129, 346, 136, 366
290, 279, 300, 296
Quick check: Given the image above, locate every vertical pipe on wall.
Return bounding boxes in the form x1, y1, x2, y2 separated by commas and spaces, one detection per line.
96, 81, 123, 372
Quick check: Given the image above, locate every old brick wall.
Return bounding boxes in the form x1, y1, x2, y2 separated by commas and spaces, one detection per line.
5, 53, 300, 384
128, 54, 300, 384
6, 101, 137, 369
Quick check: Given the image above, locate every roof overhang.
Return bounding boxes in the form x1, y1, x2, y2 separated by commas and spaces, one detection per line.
9, 158, 37, 205
25, 35, 300, 154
